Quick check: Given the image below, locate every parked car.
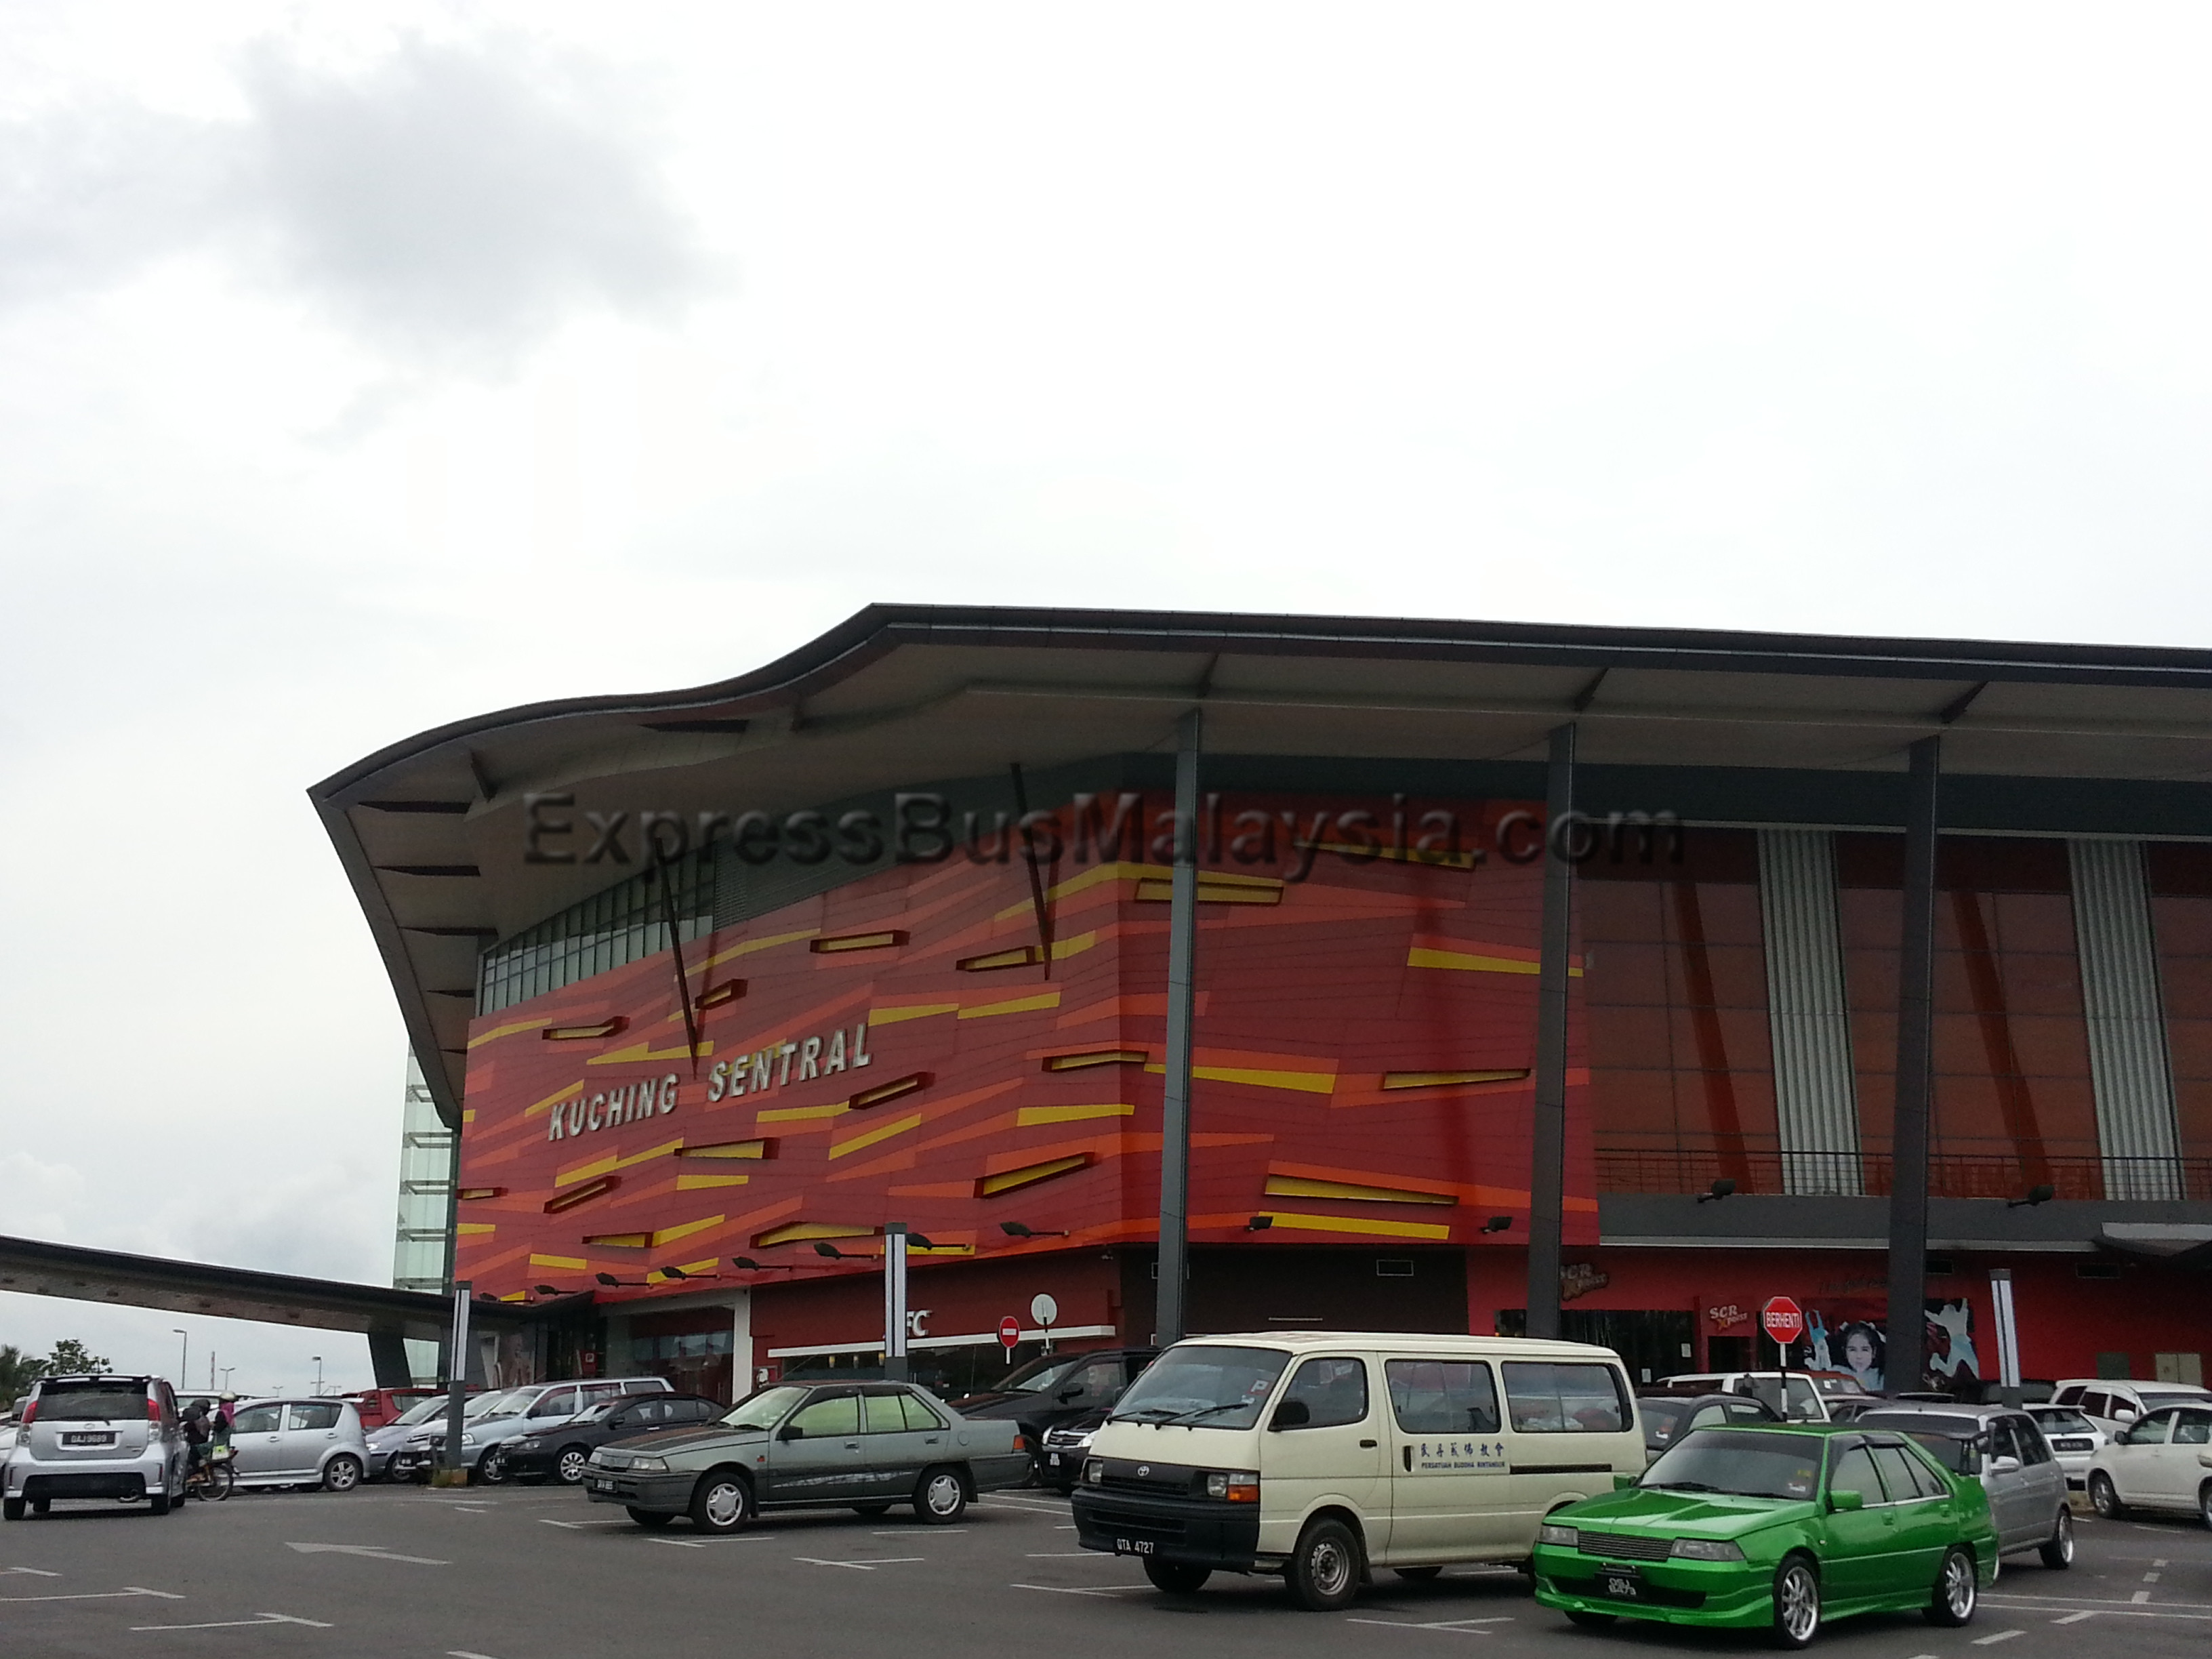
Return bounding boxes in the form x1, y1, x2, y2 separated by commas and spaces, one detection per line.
3, 1374, 192, 1519
1957, 1379, 2057, 1406
225, 1399, 371, 1492
505, 1392, 723, 1486
586, 1380, 1029, 1532
1039, 1408, 1109, 1493
1654, 1372, 1833, 1422
2053, 1378, 2212, 1439
1532, 1422, 1999, 1647
388, 1378, 674, 1483
2084, 1401, 2212, 1526
341, 1387, 455, 1431
370, 1389, 514, 1481
953, 1347, 1157, 1481
2024, 1404, 2106, 1490
1073, 1332, 1644, 1610
1851, 1405, 2073, 1568
1636, 1391, 1781, 1462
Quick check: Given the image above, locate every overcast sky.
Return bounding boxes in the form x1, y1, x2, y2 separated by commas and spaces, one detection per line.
5, 3, 2212, 1393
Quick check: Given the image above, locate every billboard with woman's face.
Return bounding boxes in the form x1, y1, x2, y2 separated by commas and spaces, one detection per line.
1803, 1299, 1980, 1393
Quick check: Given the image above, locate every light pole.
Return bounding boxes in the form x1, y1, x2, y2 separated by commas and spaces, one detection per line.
172, 1330, 188, 1385
311, 1357, 324, 1397
218, 1368, 234, 1392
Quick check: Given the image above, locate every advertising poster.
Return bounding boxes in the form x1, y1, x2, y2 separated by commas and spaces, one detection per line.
1803, 1298, 1980, 1393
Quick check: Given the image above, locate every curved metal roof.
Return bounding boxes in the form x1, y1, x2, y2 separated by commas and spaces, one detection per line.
310, 604, 2212, 1122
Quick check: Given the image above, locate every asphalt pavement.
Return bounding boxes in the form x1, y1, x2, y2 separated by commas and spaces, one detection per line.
0, 1481, 2205, 1659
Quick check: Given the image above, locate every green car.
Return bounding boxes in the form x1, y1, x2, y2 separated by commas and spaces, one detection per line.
1532, 1423, 1999, 1649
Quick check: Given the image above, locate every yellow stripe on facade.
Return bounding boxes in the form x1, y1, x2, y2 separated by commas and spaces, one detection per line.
1017, 1103, 1136, 1126
524, 1081, 583, 1119
1049, 930, 1099, 960
757, 1101, 850, 1123
554, 1137, 684, 1188
753, 1221, 876, 1248
677, 1173, 752, 1190
958, 991, 1062, 1021
588, 1040, 712, 1065
829, 1111, 924, 1160
649, 1214, 724, 1247
455, 1223, 497, 1236
995, 861, 1164, 922
978, 1153, 1090, 1196
869, 1002, 959, 1026
697, 929, 821, 971
468, 1017, 550, 1050
1263, 1174, 1457, 1206
529, 1253, 588, 1269
1250, 1210, 1452, 1241
1408, 946, 1580, 977
1145, 1062, 1336, 1094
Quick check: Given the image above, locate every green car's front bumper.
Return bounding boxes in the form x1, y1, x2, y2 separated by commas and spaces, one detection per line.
1532, 1544, 1777, 1630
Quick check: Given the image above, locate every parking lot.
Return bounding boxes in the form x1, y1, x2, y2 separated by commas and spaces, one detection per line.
1, 1484, 2207, 1659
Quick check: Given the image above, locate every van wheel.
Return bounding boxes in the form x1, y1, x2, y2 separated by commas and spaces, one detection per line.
1286, 1517, 1364, 1612
1, 1498, 22, 1521
1923, 1546, 1978, 1627
2039, 1507, 2074, 1568
2089, 1473, 2126, 1519
1143, 1558, 1212, 1593
1565, 1609, 1616, 1627
1393, 1566, 1444, 1582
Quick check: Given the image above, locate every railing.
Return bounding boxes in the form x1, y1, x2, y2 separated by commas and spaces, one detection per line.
1594, 1144, 2212, 1202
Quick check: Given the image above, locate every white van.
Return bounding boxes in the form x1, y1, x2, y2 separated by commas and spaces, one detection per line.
1070, 1332, 1642, 1610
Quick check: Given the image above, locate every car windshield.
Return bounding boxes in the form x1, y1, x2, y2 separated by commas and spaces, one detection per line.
989, 1356, 1086, 1395
2032, 1409, 2093, 1433
1638, 1429, 1824, 1500
1109, 1345, 1290, 1429
464, 1389, 525, 1420
389, 1397, 451, 1428
1812, 1376, 1866, 1396
37, 1384, 146, 1422
2135, 1390, 2209, 1411
1889, 1431, 1974, 1473
719, 1386, 809, 1431
1740, 1376, 1822, 1421
1637, 1399, 1693, 1443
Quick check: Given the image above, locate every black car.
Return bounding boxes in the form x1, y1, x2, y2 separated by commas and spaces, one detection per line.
951, 1348, 1156, 1481
503, 1393, 724, 1486
1633, 1390, 1781, 1460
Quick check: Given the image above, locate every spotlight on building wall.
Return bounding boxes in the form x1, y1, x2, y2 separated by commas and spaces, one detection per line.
2007, 1183, 2057, 1209
1246, 1215, 1274, 1232
813, 1242, 848, 1259
905, 1233, 937, 1250
1697, 1179, 1738, 1204
595, 1271, 644, 1288
731, 1257, 798, 1272
1000, 1221, 1069, 1239
533, 1285, 564, 1296
1481, 1216, 1514, 1233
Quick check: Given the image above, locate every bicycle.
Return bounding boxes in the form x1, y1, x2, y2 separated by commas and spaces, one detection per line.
186, 1443, 235, 1502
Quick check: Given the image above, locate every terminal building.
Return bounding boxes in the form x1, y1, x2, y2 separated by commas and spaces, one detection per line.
316, 607, 2212, 1399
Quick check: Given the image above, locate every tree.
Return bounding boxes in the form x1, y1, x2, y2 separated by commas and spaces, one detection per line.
43, 1339, 110, 1376
0, 1345, 45, 1410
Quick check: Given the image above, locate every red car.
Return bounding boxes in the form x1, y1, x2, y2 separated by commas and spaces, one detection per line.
342, 1387, 476, 1431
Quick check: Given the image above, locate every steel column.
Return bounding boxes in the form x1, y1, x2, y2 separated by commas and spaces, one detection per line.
1155, 708, 1202, 1345
1525, 722, 1576, 1340
441, 1279, 470, 1477
883, 1224, 910, 1382
1886, 735, 1941, 1394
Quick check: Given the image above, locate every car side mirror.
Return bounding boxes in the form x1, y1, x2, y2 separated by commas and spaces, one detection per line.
779, 1424, 804, 1441
1057, 1389, 1083, 1403
1269, 1399, 1311, 1431
1828, 1490, 1864, 1513
1990, 1455, 2021, 1475
1612, 1474, 1637, 1491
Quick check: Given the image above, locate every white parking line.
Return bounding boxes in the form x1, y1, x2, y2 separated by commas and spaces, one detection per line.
1026, 1552, 1112, 1559
989, 1496, 1072, 1513
1, 1586, 181, 1604
3, 1568, 61, 1577
1012, 1582, 1149, 1597
130, 1614, 333, 1632
1346, 1618, 1504, 1635
1971, 1633, 2023, 1646
875, 1528, 963, 1536
2053, 1612, 2098, 1624
537, 1519, 632, 1530
795, 1557, 925, 1570
649, 1536, 777, 1549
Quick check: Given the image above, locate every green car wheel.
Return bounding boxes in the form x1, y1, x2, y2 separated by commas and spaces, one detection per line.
1923, 1547, 1977, 1628
1770, 1556, 1820, 1650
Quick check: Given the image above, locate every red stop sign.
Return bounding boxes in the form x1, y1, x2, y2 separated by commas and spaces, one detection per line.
998, 1316, 1021, 1351
1761, 1296, 1805, 1342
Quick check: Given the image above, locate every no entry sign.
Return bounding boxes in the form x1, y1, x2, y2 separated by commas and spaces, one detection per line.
1761, 1296, 1805, 1343
998, 1316, 1021, 1352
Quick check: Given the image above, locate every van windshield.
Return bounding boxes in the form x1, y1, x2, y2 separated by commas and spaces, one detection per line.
1110, 1345, 1289, 1430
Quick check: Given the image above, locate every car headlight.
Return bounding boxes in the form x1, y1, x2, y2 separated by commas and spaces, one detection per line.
1536, 1522, 1579, 1548
1083, 1458, 1105, 1486
627, 1456, 668, 1472
459, 1434, 477, 1448
517, 1439, 541, 1450
1203, 1470, 1260, 1502
1669, 1538, 1746, 1561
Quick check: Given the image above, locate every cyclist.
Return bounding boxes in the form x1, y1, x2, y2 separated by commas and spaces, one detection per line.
180, 1401, 212, 1483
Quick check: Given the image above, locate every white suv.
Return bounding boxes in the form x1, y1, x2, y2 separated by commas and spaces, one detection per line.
2052, 1379, 2212, 1438
3, 1375, 192, 1519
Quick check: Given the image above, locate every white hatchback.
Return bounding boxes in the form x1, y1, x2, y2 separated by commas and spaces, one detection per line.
2084, 1402, 2212, 1528
2024, 1404, 2105, 1490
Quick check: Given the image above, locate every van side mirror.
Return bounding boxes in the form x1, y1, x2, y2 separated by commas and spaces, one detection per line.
1828, 1490, 1864, 1513
1269, 1399, 1311, 1431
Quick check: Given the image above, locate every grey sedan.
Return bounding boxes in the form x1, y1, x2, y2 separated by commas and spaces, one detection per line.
586, 1382, 1028, 1533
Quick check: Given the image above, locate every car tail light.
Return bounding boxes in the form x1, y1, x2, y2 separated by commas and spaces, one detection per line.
17, 1399, 36, 1428
1012, 1435, 1027, 1452
147, 1397, 164, 1423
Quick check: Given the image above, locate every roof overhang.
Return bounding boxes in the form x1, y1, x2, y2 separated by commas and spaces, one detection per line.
309, 605, 2212, 1126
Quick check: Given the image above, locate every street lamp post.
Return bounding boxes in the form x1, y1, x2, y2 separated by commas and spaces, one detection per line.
311, 1357, 324, 1397
172, 1330, 187, 1386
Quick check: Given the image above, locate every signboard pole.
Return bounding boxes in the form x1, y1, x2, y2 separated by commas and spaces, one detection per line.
883, 1224, 909, 1383
1990, 1267, 2022, 1409
1761, 1296, 1805, 1420
1525, 721, 1576, 1340
436, 1279, 470, 1488
1155, 708, 1202, 1347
